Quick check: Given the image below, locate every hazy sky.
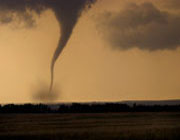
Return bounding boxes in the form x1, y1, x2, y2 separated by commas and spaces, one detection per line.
0, 0, 180, 103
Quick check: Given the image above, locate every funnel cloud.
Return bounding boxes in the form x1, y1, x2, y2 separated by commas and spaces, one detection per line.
0, 0, 96, 97
48, 0, 96, 93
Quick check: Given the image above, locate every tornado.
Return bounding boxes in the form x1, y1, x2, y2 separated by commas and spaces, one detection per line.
0, 0, 96, 97
49, 0, 96, 93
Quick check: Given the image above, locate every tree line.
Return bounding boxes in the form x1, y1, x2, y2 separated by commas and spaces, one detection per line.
0, 103, 180, 113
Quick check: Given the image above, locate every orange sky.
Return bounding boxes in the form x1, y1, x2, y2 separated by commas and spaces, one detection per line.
0, 0, 180, 103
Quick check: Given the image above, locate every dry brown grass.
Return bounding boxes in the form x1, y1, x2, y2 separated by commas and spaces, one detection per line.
0, 112, 180, 140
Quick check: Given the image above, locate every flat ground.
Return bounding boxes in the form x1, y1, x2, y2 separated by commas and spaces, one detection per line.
0, 112, 180, 140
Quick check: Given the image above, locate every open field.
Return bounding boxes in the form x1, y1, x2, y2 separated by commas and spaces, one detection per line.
0, 112, 180, 140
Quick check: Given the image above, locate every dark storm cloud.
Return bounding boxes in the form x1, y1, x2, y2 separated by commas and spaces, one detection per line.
98, 2, 180, 51
159, 0, 180, 9
0, 0, 96, 93
0, 0, 45, 26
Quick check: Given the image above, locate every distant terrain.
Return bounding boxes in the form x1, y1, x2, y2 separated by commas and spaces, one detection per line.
121, 99, 180, 106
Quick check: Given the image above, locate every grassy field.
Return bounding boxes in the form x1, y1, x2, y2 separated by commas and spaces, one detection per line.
0, 112, 180, 140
